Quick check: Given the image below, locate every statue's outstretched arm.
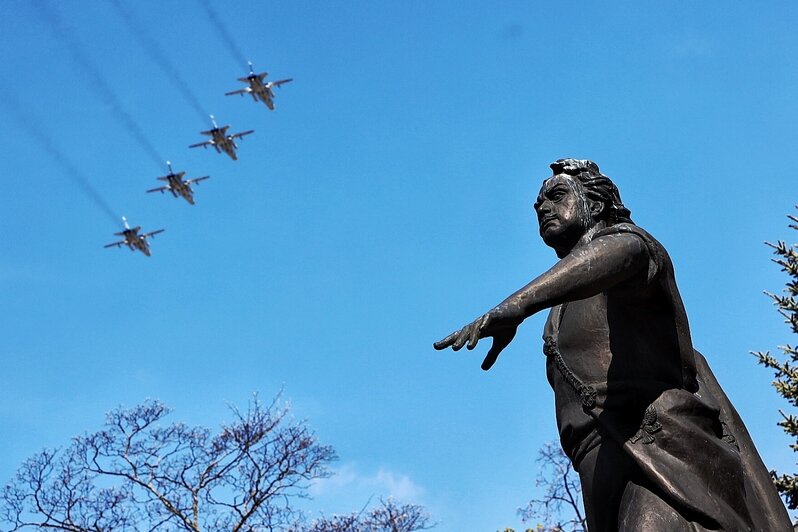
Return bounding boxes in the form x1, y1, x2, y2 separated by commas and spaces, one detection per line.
434, 232, 650, 369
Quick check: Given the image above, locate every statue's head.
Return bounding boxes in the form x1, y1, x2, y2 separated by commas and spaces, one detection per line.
534, 159, 632, 256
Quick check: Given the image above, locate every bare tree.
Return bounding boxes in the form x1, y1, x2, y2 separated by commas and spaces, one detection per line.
306, 497, 434, 532
518, 442, 586, 532
2, 394, 336, 531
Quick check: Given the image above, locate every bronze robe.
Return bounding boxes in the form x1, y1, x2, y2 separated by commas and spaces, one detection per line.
544, 224, 791, 531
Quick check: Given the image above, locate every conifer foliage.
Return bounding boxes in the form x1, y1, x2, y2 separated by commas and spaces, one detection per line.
753, 208, 798, 509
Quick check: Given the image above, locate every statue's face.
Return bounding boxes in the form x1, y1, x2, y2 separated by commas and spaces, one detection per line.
534, 175, 593, 252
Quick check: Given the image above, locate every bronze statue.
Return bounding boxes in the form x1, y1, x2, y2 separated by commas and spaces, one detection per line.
435, 159, 791, 531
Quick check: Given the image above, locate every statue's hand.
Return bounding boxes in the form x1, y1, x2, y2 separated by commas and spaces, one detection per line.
433, 305, 521, 371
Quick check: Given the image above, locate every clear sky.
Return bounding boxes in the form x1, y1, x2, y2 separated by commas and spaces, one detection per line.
2, 1, 797, 530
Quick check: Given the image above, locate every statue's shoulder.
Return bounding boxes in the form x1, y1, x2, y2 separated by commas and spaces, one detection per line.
593, 223, 669, 282
594, 223, 664, 252
595, 222, 650, 240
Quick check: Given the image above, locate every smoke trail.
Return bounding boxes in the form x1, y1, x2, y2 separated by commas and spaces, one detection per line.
108, 0, 208, 124
0, 88, 119, 224
33, 0, 166, 171
198, 0, 249, 70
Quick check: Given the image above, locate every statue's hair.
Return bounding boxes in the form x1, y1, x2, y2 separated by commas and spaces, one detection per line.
549, 158, 633, 225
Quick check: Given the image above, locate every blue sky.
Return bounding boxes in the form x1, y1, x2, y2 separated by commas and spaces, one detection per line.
1, 1, 797, 530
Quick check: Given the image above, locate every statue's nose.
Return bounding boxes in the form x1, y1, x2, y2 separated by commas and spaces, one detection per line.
536, 200, 551, 215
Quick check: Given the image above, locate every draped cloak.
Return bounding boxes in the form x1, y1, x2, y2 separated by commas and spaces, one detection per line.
543, 223, 791, 531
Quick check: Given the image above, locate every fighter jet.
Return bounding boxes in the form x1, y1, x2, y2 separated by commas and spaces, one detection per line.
146, 161, 210, 205
189, 115, 254, 161
104, 217, 164, 257
225, 62, 292, 110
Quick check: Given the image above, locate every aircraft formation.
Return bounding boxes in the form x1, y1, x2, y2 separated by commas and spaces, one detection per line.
106, 63, 293, 257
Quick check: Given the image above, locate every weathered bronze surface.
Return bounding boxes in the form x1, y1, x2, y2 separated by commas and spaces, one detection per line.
435, 159, 791, 531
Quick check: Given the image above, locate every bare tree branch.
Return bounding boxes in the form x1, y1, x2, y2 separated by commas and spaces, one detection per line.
518, 442, 586, 532
307, 497, 435, 532
1, 394, 338, 531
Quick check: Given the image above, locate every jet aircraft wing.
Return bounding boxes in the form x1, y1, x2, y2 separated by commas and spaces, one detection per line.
189, 140, 213, 149
146, 186, 170, 194
272, 78, 293, 88
230, 130, 255, 140
104, 240, 126, 249
186, 176, 210, 186
225, 88, 250, 96
142, 229, 165, 239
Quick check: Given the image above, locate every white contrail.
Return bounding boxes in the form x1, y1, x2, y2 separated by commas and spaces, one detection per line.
1, 87, 119, 224
34, 0, 167, 171
108, 0, 209, 124
199, 0, 249, 71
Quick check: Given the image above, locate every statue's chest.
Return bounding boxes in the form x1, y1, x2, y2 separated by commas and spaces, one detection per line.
547, 295, 611, 351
